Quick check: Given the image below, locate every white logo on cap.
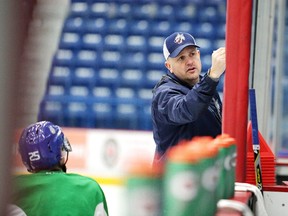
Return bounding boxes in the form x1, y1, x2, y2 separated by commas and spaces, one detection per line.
174, 33, 185, 44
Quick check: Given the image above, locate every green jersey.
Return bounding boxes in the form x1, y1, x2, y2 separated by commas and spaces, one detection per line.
10, 171, 109, 216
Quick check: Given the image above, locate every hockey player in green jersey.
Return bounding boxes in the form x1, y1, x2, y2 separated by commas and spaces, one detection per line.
10, 121, 109, 216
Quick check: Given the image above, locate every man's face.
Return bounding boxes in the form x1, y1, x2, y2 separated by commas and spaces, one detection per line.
165, 46, 202, 86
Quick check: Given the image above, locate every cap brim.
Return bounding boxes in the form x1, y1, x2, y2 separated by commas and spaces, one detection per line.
169, 43, 200, 58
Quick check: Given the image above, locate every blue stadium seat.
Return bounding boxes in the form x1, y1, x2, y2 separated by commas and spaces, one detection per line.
132, 3, 157, 20
154, 3, 174, 20
147, 35, 165, 53
138, 100, 153, 130
59, 32, 81, 50
74, 49, 99, 67
107, 19, 128, 34
172, 21, 194, 33
115, 87, 136, 99
92, 85, 114, 98
114, 100, 139, 129
52, 49, 75, 67
69, 1, 88, 18
47, 65, 71, 90
71, 66, 96, 87
197, 38, 213, 55
150, 20, 171, 36
38, 100, 65, 126
146, 52, 165, 70
216, 23, 226, 39
39, 85, 69, 126
128, 20, 149, 35
113, 3, 132, 19
137, 88, 153, 102
81, 33, 103, 50
96, 67, 120, 87
198, 6, 218, 23
103, 34, 125, 51
201, 54, 212, 73
213, 39, 226, 51
84, 18, 107, 34
99, 50, 121, 68
204, 0, 227, 19
63, 17, 84, 33
194, 23, 215, 39
175, 3, 198, 21
145, 69, 165, 88
91, 98, 116, 128
89, 2, 110, 18
159, 0, 183, 4
126, 35, 147, 52
122, 51, 145, 69
120, 69, 144, 87
45, 84, 69, 101
217, 3, 227, 23
69, 85, 90, 100
64, 100, 91, 127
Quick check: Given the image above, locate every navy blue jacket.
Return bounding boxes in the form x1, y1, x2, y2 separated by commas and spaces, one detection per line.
151, 72, 222, 161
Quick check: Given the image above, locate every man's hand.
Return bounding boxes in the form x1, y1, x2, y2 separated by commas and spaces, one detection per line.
209, 47, 226, 79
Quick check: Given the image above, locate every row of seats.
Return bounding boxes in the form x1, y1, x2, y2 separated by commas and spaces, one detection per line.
52, 49, 215, 71
39, 96, 152, 130
63, 18, 226, 38
48, 65, 164, 88
39, 0, 226, 130
68, 1, 226, 23
60, 27, 225, 50
45, 83, 153, 100
45, 78, 224, 103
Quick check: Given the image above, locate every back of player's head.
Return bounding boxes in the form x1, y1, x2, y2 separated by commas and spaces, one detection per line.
18, 121, 72, 172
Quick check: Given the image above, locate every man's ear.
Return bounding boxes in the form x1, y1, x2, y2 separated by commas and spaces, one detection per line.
165, 61, 172, 73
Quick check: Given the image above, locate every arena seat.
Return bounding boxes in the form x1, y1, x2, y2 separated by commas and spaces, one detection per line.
52, 49, 75, 67
47, 65, 71, 86
59, 32, 81, 50
172, 21, 194, 34
96, 67, 120, 87
147, 52, 165, 71
71, 66, 96, 87
150, 20, 172, 36
120, 68, 144, 88
81, 33, 103, 50
84, 18, 107, 34
91, 103, 115, 128
147, 35, 165, 52
126, 35, 147, 52
69, 1, 88, 17
128, 19, 149, 36
75, 49, 99, 67
144, 69, 165, 88
155, 4, 174, 20
38, 100, 65, 126
103, 34, 125, 51
107, 19, 129, 34
63, 17, 84, 33
88, 2, 110, 19
175, 3, 198, 21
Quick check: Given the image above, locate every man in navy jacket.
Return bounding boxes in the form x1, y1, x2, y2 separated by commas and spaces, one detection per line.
151, 32, 225, 163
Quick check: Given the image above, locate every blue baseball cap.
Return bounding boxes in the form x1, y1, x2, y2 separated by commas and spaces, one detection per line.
163, 32, 200, 60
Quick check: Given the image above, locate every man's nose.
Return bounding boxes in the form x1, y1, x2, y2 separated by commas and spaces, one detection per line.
186, 56, 194, 65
